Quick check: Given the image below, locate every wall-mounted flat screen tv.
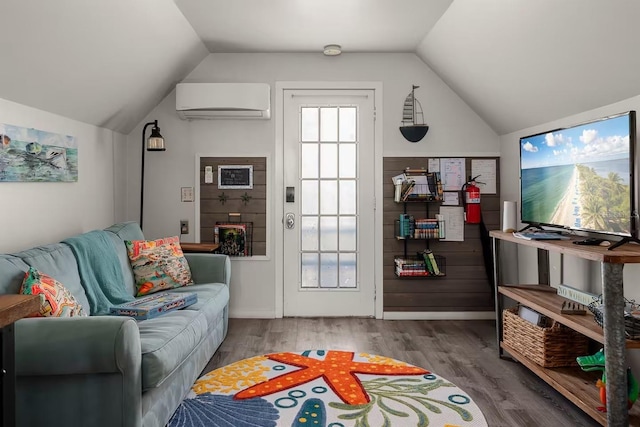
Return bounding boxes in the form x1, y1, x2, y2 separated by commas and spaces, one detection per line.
519, 110, 637, 239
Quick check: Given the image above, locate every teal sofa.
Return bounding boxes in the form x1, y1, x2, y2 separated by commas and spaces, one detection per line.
0, 222, 230, 427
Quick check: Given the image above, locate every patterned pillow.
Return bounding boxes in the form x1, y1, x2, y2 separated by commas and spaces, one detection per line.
19, 267, 87, 317
126, 236, 194, 296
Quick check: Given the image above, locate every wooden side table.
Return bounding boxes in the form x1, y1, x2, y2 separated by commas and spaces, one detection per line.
180, 243, 219, 253
1, 294, 40, 427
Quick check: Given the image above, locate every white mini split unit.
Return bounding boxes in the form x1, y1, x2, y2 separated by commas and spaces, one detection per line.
175, 82, 271, 120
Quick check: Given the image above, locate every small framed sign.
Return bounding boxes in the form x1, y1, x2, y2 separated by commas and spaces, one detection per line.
218, 165, 253, 189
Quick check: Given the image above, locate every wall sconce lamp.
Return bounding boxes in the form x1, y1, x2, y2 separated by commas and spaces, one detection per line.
140, 120, 165, 230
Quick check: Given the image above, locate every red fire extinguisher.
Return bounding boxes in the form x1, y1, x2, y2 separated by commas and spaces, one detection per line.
462, 175, 482, 224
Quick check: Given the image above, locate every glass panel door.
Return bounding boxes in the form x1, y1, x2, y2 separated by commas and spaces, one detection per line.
283, 90, 375, 317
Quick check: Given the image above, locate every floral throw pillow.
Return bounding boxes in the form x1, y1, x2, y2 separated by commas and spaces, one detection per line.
126, 236, 194, 296
19, 267, 87, 317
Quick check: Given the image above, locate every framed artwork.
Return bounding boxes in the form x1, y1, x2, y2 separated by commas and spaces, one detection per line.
214, 224, 247, 256
0, 123, 78, 182
218, 165, 253, 189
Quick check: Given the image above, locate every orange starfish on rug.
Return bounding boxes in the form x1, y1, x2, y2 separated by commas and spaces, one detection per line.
234, 350, 429, 405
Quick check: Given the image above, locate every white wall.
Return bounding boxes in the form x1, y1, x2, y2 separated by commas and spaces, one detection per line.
0, 98, 127, 253
127, 52, 500, 318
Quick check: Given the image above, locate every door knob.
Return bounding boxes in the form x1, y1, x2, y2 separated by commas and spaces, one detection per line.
285, 212, 295, 229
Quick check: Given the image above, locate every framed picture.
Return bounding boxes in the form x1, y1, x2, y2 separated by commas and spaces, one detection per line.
214, 224, 247, 256
0, 123, 78, 182
218, 165, 253, 189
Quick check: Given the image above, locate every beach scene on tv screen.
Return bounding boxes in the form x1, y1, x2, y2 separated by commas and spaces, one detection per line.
520, 114, 631, 235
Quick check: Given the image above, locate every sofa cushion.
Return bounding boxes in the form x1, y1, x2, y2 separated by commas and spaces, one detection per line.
20, 267, 87, 317
104, 221, 145, 241
11, 244, 91, 312
170, 284, 229, 330
0, 255, 30, 294
138, 309, 208, 390
126, 237, 193, 296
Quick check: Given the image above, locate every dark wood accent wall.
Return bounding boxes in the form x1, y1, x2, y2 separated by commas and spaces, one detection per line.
383, 157, 500, 312
199, 157, 266, 256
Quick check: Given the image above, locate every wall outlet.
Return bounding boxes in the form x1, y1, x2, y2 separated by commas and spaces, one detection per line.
180, 220, 189, 235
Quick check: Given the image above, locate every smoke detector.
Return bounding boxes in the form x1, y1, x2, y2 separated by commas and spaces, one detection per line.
323, 44, 342, 56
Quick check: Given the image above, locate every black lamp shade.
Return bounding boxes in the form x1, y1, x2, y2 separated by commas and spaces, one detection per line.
147, 126, 165, 151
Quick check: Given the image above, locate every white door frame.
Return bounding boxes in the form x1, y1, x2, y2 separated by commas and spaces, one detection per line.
274, 81, 384, 319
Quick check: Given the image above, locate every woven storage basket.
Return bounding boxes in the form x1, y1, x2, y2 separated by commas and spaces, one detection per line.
503, 307, 589, 368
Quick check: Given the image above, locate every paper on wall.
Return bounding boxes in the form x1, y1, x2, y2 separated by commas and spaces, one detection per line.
441, 158, 465, 191
442, 191, 460, 206
439, 206, 465, 241
471, 159, 497, 194
428, 158, 440, 173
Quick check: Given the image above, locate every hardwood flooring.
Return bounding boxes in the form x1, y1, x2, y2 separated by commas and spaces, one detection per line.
202, 318, 601, 427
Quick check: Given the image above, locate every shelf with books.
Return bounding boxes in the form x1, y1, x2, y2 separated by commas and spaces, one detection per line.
395, 217, 444, 240
395, 168, 443, 202
394, 252, 446, 278
392, 169, 447, 279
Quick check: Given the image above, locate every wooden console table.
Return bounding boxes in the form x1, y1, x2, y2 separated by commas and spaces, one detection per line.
491, 230, 640, 426
1, 294, 40, 427
180, 243, 219, 253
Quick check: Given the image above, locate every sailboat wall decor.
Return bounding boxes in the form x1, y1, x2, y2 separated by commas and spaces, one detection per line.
399, 85, 429, 143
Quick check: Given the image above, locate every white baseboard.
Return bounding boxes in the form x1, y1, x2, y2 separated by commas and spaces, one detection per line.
383, 311, 496, 320
230, 310, 276, 319
229, 311, 496, 320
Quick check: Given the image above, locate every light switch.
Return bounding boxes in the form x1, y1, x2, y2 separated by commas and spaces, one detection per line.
204, 166, 213, 184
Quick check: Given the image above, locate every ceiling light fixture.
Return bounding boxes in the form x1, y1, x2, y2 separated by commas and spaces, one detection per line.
323, 44, 342, 56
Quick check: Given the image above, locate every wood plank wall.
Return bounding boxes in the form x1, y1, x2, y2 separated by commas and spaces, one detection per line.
199, 157, 266, 256
383, 157, 500, 312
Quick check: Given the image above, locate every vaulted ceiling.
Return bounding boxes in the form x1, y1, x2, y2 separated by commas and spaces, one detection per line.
1, 0, 639, 135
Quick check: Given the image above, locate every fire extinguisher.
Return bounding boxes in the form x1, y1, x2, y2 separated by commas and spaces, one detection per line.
462, 175, 483, 224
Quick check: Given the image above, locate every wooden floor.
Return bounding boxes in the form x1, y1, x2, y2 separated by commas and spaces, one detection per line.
202, 318, 601, 427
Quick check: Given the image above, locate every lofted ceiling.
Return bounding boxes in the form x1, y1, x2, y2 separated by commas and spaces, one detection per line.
0, 0, 639, 135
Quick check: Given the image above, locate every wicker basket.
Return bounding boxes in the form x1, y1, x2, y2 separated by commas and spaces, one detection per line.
503, 307, 589, 368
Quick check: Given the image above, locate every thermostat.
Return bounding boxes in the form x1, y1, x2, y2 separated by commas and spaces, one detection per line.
181, 187, 194, 202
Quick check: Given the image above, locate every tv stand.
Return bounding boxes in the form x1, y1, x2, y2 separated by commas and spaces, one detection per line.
490, 230, 640, 426
608, 235, 640, 250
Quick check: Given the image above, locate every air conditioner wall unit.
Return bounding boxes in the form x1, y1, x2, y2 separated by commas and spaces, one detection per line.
176, 83, 271, 120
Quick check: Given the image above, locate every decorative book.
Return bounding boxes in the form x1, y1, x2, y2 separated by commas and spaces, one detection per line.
109, 292, 197, 320
214, 223, 248, 256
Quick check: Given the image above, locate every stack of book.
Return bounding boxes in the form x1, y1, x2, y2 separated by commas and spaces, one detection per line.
400, 181, 416, 201
398, 214, 415, 238
394, 257, 428, 277
420, 249, 444, 276
394, 251, 445, 277
413, 218, 439, 239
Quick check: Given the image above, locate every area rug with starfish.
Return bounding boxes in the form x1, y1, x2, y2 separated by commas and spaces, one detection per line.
168, 350, 488, 427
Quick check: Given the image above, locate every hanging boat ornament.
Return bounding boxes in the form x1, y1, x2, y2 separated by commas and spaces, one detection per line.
399, 85, 429, 143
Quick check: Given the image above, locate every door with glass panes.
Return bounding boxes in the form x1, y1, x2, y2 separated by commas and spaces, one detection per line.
283, 90, 375, 316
